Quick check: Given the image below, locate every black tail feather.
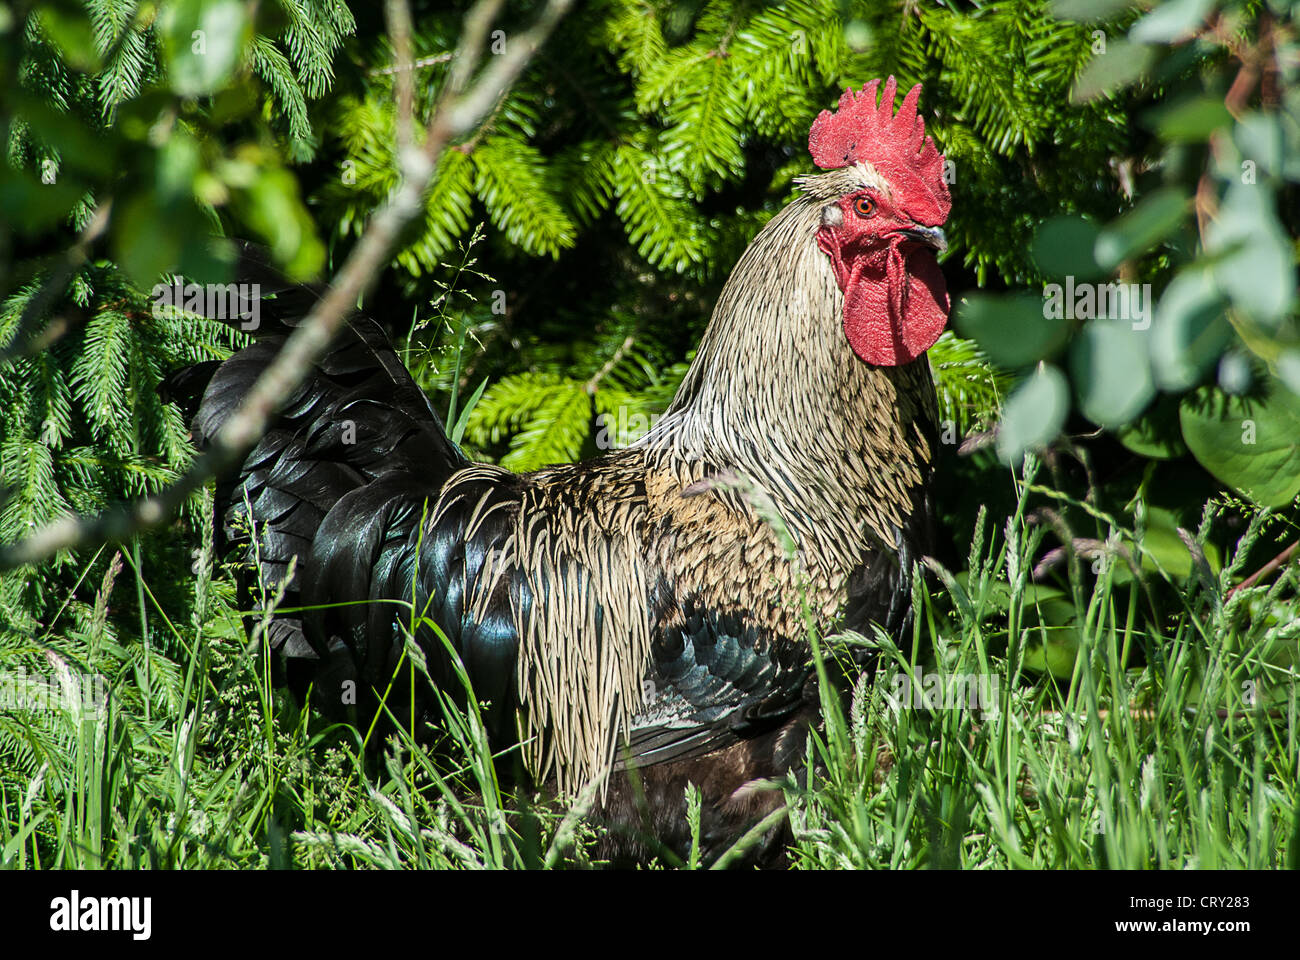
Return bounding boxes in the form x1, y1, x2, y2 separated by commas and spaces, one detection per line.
170, 242, 471, 712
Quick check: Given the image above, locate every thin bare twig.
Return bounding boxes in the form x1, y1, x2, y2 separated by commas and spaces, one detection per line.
0, 0, 573, 572
369, 52, 453, 77
1226, 539, 1299, 599
387, 0, 415, 157
585, 335, 635, 394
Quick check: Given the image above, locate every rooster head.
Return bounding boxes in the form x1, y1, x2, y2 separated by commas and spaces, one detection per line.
808, 77, 951, 367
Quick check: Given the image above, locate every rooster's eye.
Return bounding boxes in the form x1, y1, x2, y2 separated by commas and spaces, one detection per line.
853, 196, 876, 218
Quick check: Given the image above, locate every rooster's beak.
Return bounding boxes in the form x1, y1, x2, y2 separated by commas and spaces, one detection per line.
896, 225, 947, 253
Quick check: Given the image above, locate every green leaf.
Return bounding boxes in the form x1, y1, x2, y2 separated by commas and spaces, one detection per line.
1094, 188, 1187, 269
499, 380, 592, 472
158, 0, 250, 97
250, 34, 311, 143
70, 307, 132, 436
236, 165, 325, 280
1149, 268, 1230, 391
1138, 505, 1215, 579
1179, 385, 1300, 507
1031, 216, 1105, 280
1069, 319, 1154, 427
611, 145, 708, 273
12, 93, 115, 179
1050, 0, 1136, 21
1276, 352, 1300, 396
1071, 40, 1155, 103
156, 130, 202, 202
398, 149, 476, 275
113, 194, 182, 288
928, 331, 1010, 435
1145, 95, 1232, 143
997, 363, 1070, 463
658, 50, 746, 191
451, 377, 490, 446
1235, 112, 1285, 179
0, 166, 81, 236
956, 294, 1070, 370
1021, 627, 1080, 679
37, 3, 101, 70
1205, 183, 1295, 327
1129, 0, 1214, 44
604, 0, 667, 75
1115, 398, 1188, 459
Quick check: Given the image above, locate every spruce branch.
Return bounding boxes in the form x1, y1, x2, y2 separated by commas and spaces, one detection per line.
0, 0, 574, 572
0, 200, 112, 366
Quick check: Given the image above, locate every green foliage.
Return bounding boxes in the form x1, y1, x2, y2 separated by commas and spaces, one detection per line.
5, 461, 1296, 870
0, 0, 349, 742
322, 0, 1127, 286
3, 0, 1299, 871
0, 511, 589, 869
927, 331, 1010, 437
960, 0, 1300, 494
321, 0, 1120, 466
791, 471, 1299, 868
0, 268, 239, 618
4, 0, 348, 285
1180, 384, 1300, 507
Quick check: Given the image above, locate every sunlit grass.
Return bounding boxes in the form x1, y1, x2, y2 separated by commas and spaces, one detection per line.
1, 455, 1296, 869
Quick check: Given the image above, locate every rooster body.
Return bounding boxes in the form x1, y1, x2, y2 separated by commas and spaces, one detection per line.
179, 78, 951, 864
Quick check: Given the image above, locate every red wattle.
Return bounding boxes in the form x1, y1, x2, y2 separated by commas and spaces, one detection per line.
842, 245, 949, 367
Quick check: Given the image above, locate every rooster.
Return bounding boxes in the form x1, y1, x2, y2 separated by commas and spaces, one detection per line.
174, 76, 951, 865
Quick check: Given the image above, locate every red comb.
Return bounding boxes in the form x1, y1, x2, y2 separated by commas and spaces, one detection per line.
808, 77, 951, 226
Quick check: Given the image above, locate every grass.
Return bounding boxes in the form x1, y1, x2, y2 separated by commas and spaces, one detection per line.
1, 451, 1297, 869
791, 458, 1299, 869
